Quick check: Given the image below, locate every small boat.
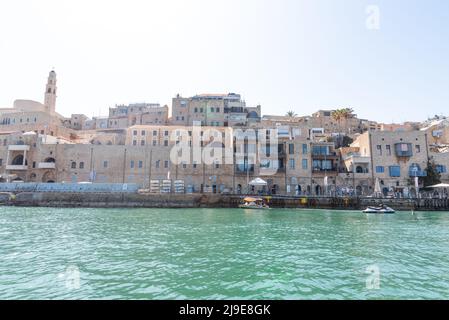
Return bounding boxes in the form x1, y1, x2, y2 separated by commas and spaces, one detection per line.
239, 197, 271, 210
363, 204, 395, 214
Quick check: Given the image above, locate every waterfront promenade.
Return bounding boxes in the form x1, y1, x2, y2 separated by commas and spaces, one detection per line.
1, 190, 449, 211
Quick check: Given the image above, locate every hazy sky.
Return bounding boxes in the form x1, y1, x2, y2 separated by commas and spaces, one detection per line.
1, 0, 448, 122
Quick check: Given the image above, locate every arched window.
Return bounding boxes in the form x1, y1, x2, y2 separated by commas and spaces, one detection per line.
12, 155, 24, 165
237, 184, 242, 194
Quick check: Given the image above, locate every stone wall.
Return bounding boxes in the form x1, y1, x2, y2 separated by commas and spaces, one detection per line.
4, 192, 438, 211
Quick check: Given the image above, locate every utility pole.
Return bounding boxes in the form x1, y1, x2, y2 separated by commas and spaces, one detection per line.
284, 142, 288, 195
122, 148, 127, 184
89, 147, 94, 183
148, 149, 153, 187
352, 160, 355, 193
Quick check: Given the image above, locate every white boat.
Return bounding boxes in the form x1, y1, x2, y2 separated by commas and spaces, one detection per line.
238, 197, 271, 210
363, 204, 395, 214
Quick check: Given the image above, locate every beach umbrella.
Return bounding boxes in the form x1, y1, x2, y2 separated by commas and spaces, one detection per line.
415, 177, 419, 195
374, 178, 382, 194
324, 176, 329, 195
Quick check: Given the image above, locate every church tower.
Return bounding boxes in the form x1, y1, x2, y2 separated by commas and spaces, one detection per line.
44, 70, 57, 114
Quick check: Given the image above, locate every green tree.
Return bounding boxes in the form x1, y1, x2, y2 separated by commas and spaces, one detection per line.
409, 159, 442, 188
332, 108, 355, 145
327, 135, 354, 148
286, 110, 297, 118
341, 135, 354, 148
422, 159, 442, 187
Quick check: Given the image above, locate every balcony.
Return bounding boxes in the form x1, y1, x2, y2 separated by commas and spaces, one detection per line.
409, 169, 427, 177
6, 165, 28, 171
345, 155, 370, 164
312, 167, 338, 175
38, 162, 56, 169
312, 152, 338, 159
8, 145, 30, 151
235, 165, 255, 175
395, 143, 413, 157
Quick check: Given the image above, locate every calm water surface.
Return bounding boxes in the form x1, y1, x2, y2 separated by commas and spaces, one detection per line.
1, 207, 449, 300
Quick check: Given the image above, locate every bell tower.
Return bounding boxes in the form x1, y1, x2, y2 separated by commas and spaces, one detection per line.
44, 70, 57, 114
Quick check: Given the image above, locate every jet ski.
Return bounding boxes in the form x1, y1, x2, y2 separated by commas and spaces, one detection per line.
363, 204, 395, 214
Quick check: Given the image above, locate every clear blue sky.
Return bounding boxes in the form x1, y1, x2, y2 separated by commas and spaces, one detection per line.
0, 0, 448, 122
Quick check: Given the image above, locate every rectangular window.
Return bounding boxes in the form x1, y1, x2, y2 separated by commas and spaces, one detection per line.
376, 166, 385, 173
130, 160, 135, 169
103, 161, 108, 168
153, 140, 157, 146
164, 140, 169, 147
302, 144, 308, 154
289, 144, 294, 155
32, 161, 36, 168
289, 159, 295, 169
132, 140, 137, 146
79, 162, 84, 169
164, 160, 169, 168
153, 130, 157, 136
141, 140, 145, 146
71, 162, 76, 169
0, 159, 2, 166
389, 166, 401, 177
302, 159, 308, 170
193, 162, 197, 169
141, 130, 146, 136
133, 130, 137, 136
156, 160, 160, 168
164, 131, 169, 136
415, 145, 421, 153
386, 145, 391, 156
138, 161, 143, 169
377, 145, 382, 156
182, 163, 187, 169
436, 165, 447, 173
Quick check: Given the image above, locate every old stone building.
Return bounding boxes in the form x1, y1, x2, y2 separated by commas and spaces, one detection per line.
0, 70, 448, 196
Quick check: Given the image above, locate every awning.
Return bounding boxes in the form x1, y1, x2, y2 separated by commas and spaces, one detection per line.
426, 183, 449, 189
249, 178, 268, 186
244, 197, 263, 202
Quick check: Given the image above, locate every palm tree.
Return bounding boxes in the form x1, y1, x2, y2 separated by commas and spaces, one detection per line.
332, 108, 354, 135
340, 108, 355, 134
286, 111, 297, 118
331, 109, 343, 131
331, 108, 353, 146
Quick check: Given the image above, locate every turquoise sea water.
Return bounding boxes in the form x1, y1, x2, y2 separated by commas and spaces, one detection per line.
1, 207, 449, 300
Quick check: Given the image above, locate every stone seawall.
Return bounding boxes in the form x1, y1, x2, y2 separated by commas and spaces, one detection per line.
2, 192, 447, 211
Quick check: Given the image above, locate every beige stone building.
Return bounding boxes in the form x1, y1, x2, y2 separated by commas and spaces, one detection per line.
342, 131, 432, 196
171, 93, 261, 127
0, 70, 447, 196
108, 103, 169, 128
